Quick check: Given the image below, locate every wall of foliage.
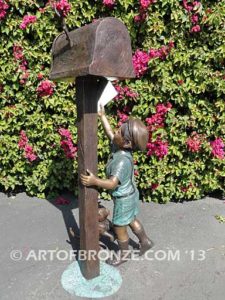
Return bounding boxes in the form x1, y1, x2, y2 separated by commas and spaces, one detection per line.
0, 0, 224, 202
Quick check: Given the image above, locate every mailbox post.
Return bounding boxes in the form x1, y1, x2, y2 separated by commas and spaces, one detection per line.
50, 17, 135, 280
76, 76, 107, 279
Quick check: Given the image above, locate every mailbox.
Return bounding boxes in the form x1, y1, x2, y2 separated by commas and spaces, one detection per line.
49, 17, 135, 81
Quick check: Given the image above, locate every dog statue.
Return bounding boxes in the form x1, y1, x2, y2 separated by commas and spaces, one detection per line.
69, 202, 115, 242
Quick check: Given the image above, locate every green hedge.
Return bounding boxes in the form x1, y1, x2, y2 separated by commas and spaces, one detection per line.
0, 0, 224, 202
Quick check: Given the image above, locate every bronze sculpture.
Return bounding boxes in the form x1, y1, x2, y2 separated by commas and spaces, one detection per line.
98, 204, 115, 242
81, 106, 154, 266
69, 204, 115, 242
50, 14, 136, 278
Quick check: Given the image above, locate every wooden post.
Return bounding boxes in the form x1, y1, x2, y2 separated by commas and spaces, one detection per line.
76, 76, 107, 280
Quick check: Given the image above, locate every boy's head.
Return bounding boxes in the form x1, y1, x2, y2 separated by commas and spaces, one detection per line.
114, 117, 149, 151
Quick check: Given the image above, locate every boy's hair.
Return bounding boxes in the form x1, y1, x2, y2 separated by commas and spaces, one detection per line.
121, 117, 149, 151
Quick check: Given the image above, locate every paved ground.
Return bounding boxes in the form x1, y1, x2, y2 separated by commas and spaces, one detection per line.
0, 192, 225, 300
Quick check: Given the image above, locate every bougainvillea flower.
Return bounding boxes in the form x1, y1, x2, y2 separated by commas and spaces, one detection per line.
55, 196, 70, 205
190, 25, 201, 33
18, 130, 28, 149
58, 128, 77, 159
103, 0, 116, 8
132, 50, 150, 77
147, 137, 169, 160
24, 144, 38, 162
210, 138, 225, 159
186, 133, 202, 152
139, 0, 156, 10
20, 15, 37, 30
0, 0, 9, 21
53, 0, 71, 16
36, 80, 54, 97
151, 183, 159, 190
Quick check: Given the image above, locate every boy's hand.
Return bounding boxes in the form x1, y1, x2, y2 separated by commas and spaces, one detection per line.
80, 169, 98, 186
98, 104, 105, 117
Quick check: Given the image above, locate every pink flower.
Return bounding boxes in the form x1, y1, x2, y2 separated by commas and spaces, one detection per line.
177, 79, 184, 85
146, 113, 165, 127
182, 0, 193, 12
13, 45, 29, 71
193, 1, 201, 9
132, 50, 150, 78
0, 0, 9, 21
19, 71, 29, 85
58, 128, 77, 159
103, 0, 115, 8
24, 144, 37, 162
21, 71, 29, 79
117, 110, 129, 126
39, 8, 46, 13
156, 102, 172, 114
58, 128, 72, 139
134, 170, 139, 176
181, 183, 193, 193
190, 25, 201, 33
19, 59, 28, 71
121, 106, 130, 114
114, 85, 124, 100
123, 86, 138, 99
139, 0, 156, 10
13, 45, 24, 61
60, 140, 77, 159
18, 130, 28, 149
114, 85, 138, 101
20, 15, 37, 30
148, 49, 160, 59
191, 14, 199, 24
36, 80, 54, 97
168, 41, 175, 49
133, 43, 174, 77
55, 196, 70, 205
157, 45, 170, 60
147, 137, 169, 160
149, 43, 173, 61
146, 102, 172, 131
134, 10, 147, 23
37, 73, 43, 80
0, 84, 4, 93
210, 138, 225, 159
53, 0, 71, 17
181, 186, 188, 192
151, 183, 159, 190
186, 133, 202, 152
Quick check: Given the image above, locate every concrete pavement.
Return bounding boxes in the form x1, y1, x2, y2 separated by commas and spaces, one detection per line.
0, 192, 225, 300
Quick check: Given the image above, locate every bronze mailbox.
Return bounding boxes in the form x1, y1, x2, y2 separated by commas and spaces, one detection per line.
49, 17, 135, 81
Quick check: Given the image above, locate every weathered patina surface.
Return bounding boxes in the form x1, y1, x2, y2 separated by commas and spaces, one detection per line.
50, 17, 135, 81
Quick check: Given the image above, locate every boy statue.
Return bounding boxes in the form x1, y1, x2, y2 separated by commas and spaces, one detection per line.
80, 106, 153, 266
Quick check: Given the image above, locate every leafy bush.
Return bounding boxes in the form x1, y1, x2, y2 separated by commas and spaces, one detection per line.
0, 0, 224, 202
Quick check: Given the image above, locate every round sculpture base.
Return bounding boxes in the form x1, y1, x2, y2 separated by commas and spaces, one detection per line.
61, 261, 122, 298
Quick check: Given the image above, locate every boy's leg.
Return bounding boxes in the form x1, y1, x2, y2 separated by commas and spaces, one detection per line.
129, 218, 154, 255
114, 225, 129, 241
106, 225, 130, 266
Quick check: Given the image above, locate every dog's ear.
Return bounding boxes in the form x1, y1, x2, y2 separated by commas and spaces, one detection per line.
98, 207, 110, 221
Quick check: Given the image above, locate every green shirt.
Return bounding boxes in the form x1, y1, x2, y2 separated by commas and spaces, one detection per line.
106, 148, 136, 198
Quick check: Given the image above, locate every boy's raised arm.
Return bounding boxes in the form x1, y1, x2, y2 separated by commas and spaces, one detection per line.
98, 105, 114, 141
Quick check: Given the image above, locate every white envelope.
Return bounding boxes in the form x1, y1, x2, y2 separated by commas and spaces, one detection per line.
97, 80, 118, 112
